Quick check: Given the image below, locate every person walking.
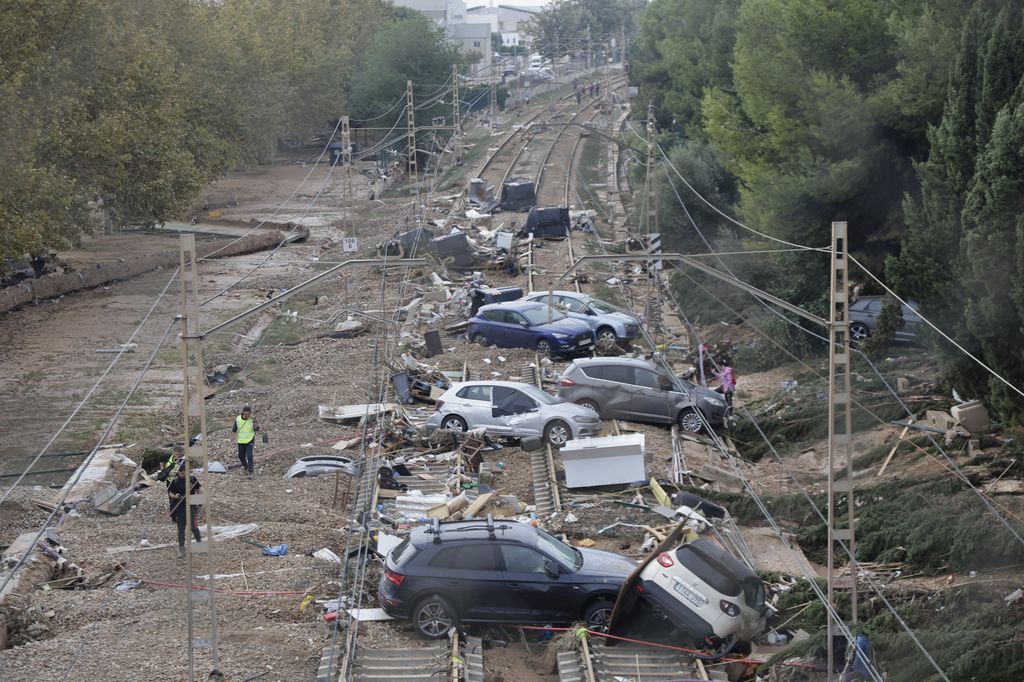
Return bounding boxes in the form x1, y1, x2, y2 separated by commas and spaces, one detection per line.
167, 465, 202, 558
713, 357, 736, 407
233, 405, 260, 476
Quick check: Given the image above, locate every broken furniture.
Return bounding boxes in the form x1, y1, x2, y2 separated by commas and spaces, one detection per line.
467, 178, 498, 212
498, 178, 536, 212
317, 403, 397, 423
520, 207, 570, 239
560, 434, 646, 488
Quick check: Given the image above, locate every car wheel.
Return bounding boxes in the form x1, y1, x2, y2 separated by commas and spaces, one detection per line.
412, 595, 457, 639
440, 415, 468, 432
577, 399, 600, 417
595, 327, 618, 350
849, 322, 870, 342
678, 407, 705, 434
536, 339, 554, 356
582, 599, 614, 633
471, 332, 488, 345
544, 419, 572, 447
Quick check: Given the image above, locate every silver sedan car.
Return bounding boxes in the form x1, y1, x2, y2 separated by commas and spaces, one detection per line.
522, 291, 642, 349
426, 380, 602, 447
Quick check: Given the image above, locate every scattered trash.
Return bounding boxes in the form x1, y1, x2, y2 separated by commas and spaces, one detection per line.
114, 579, 144, 592
564, 512, 578, 523
578, 538, 597, 547
313, 548, 341, 563
347, 608, 394, 622
207, 461, 227, 474
262, 544, 288, 557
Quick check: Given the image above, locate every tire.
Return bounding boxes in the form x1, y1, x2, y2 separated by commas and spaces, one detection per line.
412, 595, 458, 639
849, 322, 870, 342
440, 415, 468, 432
471, 332, 488, 345
582, 599, 614, 633
595, 327, 618, 350
678, 407, 705, 434
576, 399, 601, 417
544, 419, 572, 447
536, 338, 554, 356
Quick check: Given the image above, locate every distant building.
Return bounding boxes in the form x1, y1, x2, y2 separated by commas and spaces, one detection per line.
466, 4, 539, 46
392, 0, 467, 26
449, 22, 493, 71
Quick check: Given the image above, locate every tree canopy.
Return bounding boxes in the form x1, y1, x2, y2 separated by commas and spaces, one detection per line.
0, 0, 457, 266
631, 0, 1024, 422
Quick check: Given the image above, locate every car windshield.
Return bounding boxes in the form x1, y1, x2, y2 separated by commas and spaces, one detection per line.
518, 384, 558, 405
522, 307, 566, 325
535, 526, 581, 570
588, 300, 617, 315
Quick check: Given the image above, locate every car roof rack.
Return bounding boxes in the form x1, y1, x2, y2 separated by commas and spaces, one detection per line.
422, 516, 511, 544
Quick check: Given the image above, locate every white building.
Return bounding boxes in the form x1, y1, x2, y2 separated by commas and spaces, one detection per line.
392, 0, 467, 26
449, 22, 493, 71
466, 4, 540, 43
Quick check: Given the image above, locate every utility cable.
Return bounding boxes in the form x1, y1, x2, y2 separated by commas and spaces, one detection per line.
0, 317, 178, 599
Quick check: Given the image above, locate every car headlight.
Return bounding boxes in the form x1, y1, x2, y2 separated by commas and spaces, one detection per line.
552, 333, 570, 339
706, 397, 725, 408
572, 415, 597, 423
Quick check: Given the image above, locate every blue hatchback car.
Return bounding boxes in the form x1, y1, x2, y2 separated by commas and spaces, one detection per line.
468, 301, 595, 356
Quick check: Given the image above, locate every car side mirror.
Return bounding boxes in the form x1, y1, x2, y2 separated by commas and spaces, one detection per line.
660, 383, 673, 392
520, 321, 530, 327
544, 559, 561, 578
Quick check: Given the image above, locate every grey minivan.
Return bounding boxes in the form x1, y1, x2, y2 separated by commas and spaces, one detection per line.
557, 358, 729, 433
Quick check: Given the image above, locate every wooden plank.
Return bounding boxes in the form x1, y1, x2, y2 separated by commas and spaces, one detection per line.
878, 423, 911, 476
454, 491, 493, 520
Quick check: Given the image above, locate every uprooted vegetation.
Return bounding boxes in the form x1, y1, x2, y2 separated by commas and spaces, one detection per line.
763, 578, 1024, 682
728, 354, 938, 463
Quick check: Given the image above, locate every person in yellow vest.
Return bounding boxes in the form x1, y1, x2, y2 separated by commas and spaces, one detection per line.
232, 405, 260, 476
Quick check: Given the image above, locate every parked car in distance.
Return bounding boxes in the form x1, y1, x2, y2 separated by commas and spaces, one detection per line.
848, 296, 922, 343
426, 380, 601, 446
521, 290, 641, 350
620, 539, 770, 653
378, 518, 636, 639
467, 301, 595, 357
557, 357, 728, 433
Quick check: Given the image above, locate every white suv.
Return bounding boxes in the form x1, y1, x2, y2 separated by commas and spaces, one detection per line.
623, 539, 770, 653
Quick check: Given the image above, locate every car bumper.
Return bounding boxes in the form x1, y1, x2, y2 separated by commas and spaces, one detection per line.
377, 578, 409, 619
574, 422, 603, 438
634, 578, 717, 642
425, 413, 443, 430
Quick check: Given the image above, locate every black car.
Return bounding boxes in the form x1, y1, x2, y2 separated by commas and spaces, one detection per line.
378, 518, 636, 639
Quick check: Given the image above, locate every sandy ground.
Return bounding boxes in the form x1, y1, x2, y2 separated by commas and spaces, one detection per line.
5, 75, 1010, 682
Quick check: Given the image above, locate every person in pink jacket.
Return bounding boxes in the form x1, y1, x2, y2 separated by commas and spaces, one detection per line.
714, 357, 735, 407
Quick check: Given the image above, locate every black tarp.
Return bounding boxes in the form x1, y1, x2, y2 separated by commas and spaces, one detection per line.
499, 179, 536, 212
428, 231, 475, 269
469, 286, 524, 316
396, 227, 435, 254
519, 207, 570, 238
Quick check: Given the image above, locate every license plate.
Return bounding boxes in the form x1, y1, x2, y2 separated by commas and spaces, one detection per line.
671, 577, 707, 608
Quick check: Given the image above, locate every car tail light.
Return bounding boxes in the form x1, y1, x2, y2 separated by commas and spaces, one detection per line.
559, 378, 576, 386
434, 400, 444, 412
656, 552, 674, 567
385, 569, 405, 587
719, 599, 740, 617
633, 582, 644, 593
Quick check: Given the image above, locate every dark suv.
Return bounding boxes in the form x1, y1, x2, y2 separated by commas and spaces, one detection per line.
378, 518, 636, 639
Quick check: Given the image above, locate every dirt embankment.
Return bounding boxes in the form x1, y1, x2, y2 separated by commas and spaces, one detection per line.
0, 223, 300, 316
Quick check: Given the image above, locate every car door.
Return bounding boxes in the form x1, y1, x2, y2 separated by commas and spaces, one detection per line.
896, 302, 922, 342
629, 368, 673, 423
491, 386, 542, 437
454, 384, 495, 430
587, 364, 635, 420
505, 311, 534, 348
498, 544, 575, 623
422, 543, 505, 621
